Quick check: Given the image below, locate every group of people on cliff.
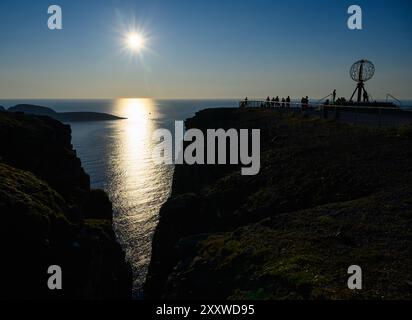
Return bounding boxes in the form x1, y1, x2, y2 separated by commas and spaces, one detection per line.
240, 96, 311, 109
263, 96, 292, 108
240, 89, 345, 110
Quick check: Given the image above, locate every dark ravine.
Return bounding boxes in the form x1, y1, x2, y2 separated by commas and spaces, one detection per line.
0, 111, 132, 299
144, 108, 412, 300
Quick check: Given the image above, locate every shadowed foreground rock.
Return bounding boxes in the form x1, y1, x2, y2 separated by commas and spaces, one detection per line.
145, 108, 412, 300
0, 112, 132, 299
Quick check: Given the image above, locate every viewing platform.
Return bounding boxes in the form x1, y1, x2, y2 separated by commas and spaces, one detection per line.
238, 99, 412, 127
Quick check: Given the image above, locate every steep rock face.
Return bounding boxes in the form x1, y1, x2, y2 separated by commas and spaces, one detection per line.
145, 108, 412, 300
0, 112, 90, 203
0, 112, 132, 299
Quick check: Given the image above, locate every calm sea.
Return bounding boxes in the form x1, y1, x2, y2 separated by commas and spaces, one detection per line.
0, 98, 237, 298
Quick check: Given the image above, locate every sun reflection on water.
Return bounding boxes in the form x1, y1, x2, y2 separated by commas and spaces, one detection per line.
108, 98, 173, 297
68, 98, 238, 298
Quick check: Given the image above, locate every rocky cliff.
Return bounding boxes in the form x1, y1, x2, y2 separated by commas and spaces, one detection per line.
0, 112, 132, 299
144, 108, 412, 300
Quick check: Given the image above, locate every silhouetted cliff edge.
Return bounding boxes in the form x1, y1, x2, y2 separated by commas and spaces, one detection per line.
0, 112, 131, 299
145, 108, 412, 300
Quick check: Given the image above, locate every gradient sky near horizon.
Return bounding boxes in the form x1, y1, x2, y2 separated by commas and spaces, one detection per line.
0, 0, 411, 99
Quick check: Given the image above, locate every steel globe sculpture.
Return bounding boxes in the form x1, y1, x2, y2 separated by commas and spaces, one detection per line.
350, 59, 375, 103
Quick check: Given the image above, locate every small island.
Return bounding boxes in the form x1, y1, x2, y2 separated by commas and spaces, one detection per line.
6, 104, 126, 122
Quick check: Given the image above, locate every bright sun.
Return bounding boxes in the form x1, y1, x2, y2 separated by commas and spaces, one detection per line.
126, 33, 145, 51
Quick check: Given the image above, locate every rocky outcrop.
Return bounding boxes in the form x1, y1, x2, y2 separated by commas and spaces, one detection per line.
0, 112, 132, 299
0, 106, 5, 111
0, 112, 90, 203
144, 108, 412, 300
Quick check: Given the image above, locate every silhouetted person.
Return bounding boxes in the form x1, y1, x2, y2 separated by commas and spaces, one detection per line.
271, 97, 275, 108
242, 97, 248, 108
281, 97, 286, 108
301, 96, 309, 109
323, 99, 330, 119
332, 90, 337, 103
266, 96, 271, 108
301, 97, 305, 109
363, 91, 369, 102
336, 97, 347, 105
275, 96, 280, 107
286, 96, 291, 108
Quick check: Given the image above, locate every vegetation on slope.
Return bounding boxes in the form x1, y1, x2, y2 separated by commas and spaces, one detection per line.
145, 108, 412, 300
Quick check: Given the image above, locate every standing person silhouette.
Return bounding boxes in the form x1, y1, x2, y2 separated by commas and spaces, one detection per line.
301, 96, 309, 109
266, 96, 271, 108
332, 90, 337, 104
275, 96, 280, 107
363, 91, 369, 102
281, 97, 286, 108
286, 96, 291, 108
323, 99, 330, 118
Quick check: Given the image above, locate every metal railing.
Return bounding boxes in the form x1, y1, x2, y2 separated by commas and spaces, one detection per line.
386, 93, 403, 106
238, 100, 412, 127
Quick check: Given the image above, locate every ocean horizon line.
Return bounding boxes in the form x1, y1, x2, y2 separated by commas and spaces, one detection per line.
2, 97, 412, 102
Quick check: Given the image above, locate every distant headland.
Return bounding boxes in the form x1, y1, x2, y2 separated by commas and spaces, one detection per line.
2, 104, 126, 122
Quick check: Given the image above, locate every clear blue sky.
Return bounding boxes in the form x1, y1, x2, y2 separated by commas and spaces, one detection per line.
0, 0, 411, 99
